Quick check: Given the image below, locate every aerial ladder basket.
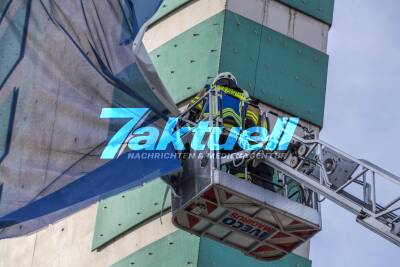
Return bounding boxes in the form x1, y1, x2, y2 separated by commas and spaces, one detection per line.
169, 89, 400, 261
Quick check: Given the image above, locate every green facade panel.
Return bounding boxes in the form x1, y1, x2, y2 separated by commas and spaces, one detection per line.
277, 0, 334, 25
149, 12, 224, 103
254, 24, 328, 127
112, 230, 312, 267
220, 11, 328, 126
199, 236, 312, 267
91, 178, 170, 250
112, 230, 200, 267
219, 10, 262, 94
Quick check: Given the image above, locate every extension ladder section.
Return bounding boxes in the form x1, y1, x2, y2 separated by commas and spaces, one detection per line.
259, 135, 400, 246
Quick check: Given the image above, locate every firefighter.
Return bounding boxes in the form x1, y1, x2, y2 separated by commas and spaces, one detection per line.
188, 72, 249, 130
186, 72, 248, 175
229, 101, 275, 186
184, 72, 247, 155
187, 72, 275, 187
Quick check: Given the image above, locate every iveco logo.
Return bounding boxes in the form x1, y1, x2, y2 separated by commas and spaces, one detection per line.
222, 212, 273, 241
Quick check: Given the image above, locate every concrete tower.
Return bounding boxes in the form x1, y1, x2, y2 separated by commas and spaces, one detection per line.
0, 0, 334, 266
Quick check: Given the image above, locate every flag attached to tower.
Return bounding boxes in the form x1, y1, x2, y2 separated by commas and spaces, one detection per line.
0, 0, 180, 238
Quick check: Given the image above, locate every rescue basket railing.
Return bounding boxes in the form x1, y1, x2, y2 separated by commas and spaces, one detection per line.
176, 88, 400, 246
175, 89, 320, 211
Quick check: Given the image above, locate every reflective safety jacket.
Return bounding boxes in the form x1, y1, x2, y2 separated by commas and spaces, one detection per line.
244, 102, 269, 130
190, 84, 250, 129
189, 84, 273, 186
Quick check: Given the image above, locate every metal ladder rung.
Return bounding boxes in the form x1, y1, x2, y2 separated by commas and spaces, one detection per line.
258, 136, 400, 247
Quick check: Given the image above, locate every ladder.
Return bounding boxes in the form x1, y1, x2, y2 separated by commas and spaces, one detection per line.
256, 135, 400, 246
178, 88, 400, 246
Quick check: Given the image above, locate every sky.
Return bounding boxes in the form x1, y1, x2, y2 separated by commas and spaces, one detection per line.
310, 0, 400, 266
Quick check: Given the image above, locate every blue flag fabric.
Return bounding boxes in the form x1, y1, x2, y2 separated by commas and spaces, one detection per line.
0, 0, 180, 238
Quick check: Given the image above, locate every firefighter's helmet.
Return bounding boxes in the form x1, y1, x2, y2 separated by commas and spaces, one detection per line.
213, 72, 237, 87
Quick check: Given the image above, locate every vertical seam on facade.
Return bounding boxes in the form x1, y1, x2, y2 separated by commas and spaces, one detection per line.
218, 0, 228, 76
29, 233, 38, 267
252, 0, 268, 96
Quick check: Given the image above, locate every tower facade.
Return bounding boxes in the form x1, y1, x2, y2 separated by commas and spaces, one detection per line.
0, 0, 334, 266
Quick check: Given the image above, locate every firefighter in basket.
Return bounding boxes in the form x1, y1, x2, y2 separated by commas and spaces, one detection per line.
186, 72, 275, 187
